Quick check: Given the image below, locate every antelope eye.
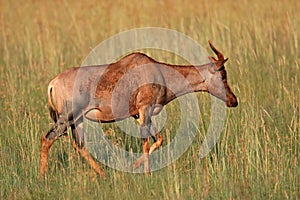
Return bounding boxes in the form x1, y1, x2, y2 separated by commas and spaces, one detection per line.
220, 71, 226, 80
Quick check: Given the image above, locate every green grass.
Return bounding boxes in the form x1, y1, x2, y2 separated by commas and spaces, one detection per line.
0, 0, 299, 199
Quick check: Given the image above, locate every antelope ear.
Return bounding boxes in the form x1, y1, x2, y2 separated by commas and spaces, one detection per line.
223, 58, 229, 64
208, 56, 217, 62
216, 58, 229, 70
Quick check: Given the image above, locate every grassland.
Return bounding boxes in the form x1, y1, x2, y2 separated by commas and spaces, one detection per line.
0, 0, 299, 199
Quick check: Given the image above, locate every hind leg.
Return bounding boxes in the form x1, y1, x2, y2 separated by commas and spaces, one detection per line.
70, 117, 106, 177
39, 116, 68, 177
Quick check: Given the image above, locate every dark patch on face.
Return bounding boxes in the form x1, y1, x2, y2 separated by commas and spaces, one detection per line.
218, 69, 238, 107
219, 69, 227, 80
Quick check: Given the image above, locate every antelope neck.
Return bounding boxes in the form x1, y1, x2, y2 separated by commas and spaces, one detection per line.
160, 63, 209, 104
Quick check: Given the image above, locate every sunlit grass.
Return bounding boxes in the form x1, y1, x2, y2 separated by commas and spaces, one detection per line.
0, 0, 299, 199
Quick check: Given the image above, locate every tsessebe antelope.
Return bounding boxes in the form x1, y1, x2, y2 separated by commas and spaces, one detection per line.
39, 41, 238, 177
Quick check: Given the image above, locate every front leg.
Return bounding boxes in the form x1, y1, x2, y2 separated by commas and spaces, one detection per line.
131, 106, 154, 175
149, 133, 163, 155
131, 126, 163, 171
141, 136, 150, 175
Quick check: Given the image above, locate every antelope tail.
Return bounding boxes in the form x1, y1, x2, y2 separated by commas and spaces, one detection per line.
47, 85, 57, 112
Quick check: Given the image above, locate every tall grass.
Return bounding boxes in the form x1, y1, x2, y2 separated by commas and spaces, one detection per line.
0, 0, 299, 199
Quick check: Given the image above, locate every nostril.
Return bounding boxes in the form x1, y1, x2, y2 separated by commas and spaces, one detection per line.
232, 97, 238, 107
233, 100, 238, 107
226, 98, 238, 107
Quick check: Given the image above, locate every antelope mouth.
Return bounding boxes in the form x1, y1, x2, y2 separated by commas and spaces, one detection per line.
226, 96, 238, 107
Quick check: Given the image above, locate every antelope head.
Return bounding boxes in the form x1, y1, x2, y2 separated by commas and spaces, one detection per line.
205, 40, 238, 107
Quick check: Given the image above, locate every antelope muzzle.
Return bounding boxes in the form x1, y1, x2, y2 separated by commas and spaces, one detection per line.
226, 92, 238, 107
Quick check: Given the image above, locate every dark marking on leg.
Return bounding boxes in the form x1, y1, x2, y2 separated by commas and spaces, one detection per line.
70, 115, 84, 149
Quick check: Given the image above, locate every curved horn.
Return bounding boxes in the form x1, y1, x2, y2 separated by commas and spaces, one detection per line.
208, 40, 224, 61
